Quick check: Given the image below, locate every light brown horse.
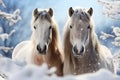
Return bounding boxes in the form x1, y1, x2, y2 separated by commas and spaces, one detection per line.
63, 7, 115, 75
12, 8, 63, 76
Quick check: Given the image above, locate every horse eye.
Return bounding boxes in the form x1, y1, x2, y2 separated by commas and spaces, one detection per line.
34, 26, 36, 29
70, 25, 72, 28
49, 26, 52, 29
87, 25, 90, 29
81, 12, 83, 14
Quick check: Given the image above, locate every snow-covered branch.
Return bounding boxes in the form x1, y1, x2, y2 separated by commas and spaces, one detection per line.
112, 41, 120, 46
0, 0, 6, 8
0, 29, 16, 41
0, 0, 21, 56
0, 33, 9, 41
100, 31, 114, 40
0, 27, 3, 33
112, 26, 120, 37
0, 9, 22, 26
100, 26, 120, 46
98, 0, 120, 20
0, 46, 13, 53
0, 76, 5, 80
9, 29, 16, 37
112, 26, 120, 46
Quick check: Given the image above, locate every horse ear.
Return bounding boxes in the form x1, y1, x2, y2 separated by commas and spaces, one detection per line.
69, 7, 74, 17
33, 8, 38, 17
48, 8, 53, 17
87, 7, 93, 16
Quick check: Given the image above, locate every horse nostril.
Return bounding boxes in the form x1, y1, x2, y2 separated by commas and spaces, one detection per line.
73, 45, 78, 53
43, 45, 47, 52
37, 45, 41, 52
80, 46, 84, 53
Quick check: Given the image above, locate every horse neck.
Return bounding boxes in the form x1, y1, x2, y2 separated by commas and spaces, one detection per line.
44, 38, 62, 64
44, 42, 55, 61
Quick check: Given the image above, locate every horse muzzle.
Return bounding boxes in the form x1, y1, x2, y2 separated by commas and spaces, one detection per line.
72, 45, 85, 57
37, 44, 47, 55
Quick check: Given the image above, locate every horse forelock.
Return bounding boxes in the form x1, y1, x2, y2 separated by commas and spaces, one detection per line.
72, 8, 90, 22
34, 10, 52, 23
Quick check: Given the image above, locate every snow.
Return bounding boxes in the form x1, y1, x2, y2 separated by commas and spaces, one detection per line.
0, 46, 13, 53
112, 27, 120, 37
0, 0, 6, 8
112, 41, 120, 46
0, 27, 3, 33
75, 69, 120, 80
0, 0, 20, 56
0, 56, 120, 80
0, 33, 9, 41
0, 9, 22, 26
98, 0, 120, 20
0, 29, 16, 41
112, 26, 120, 46
100, 26, 120, 46
9, 29, 16, 37
100, 31, 114, 40
0, 76, 5, 80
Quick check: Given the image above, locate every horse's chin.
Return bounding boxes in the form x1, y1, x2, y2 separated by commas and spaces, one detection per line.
36, 45, 48, 55
38, 52, 46, 55
37, 50, 47, 55
73, 53, 84, 58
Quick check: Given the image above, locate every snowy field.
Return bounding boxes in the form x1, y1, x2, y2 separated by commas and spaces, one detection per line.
0, 55, 120, 80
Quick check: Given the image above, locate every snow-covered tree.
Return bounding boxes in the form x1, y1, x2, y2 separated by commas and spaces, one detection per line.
98, 0, 120, 20
98, 0, 120, 47
99, 26, 120, 46
0, 0, 21, 57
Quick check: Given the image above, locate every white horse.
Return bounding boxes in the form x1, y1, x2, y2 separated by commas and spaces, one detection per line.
12, 8, 63, 76
63, 7, 115, 75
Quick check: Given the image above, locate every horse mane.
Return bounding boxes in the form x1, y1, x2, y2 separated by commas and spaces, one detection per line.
89, 18, 101, 53
49, 19, 63, 61
63, 20, 73, 63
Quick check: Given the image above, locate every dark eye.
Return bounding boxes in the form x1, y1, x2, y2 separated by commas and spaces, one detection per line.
87, 25, 90, 29
70, 25, 72, 28
49, 26, 52, 29
81, 12, 83, 14
34, 26, 36, 29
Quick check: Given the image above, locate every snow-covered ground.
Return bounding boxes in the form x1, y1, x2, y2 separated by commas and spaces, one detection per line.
0, 55, 120, 80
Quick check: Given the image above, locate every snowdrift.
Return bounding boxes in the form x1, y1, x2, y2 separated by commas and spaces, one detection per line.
0, 56, 120, 80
